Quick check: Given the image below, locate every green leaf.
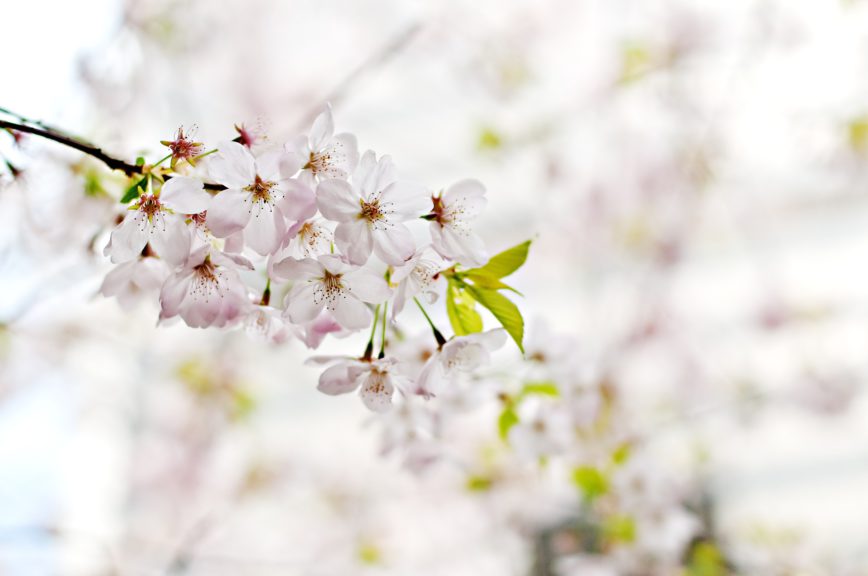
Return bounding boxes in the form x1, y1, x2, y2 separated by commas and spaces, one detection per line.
498, 406, 519, 440
465, 285, 524, 352
603, 515, 636, 544
520, 381, 560, 398
446, 281, 483, 336
465, 240, 531, 279
120, 176, 147, 203
466, 475, 493, 492
463, 272, 521, 295
572, 466, 609, 502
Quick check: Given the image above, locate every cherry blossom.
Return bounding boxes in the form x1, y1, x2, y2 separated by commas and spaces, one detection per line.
317, 151, 428, 266
312, 356, 410, 412
159, 244, 252, 328
206, 141, 315, 255
428, 179, 489, 267
285, 104, 359, 183
244, 305, 291, 344
99, 255, 169, 309
106, 176, 210, 266
415, 329, 507, 398
390, 247, 444, 318
273, 254, 391, 330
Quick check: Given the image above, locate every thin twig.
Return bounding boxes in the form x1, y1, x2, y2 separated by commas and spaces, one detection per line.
0, 116, 226, 190
0, 118, 141, 176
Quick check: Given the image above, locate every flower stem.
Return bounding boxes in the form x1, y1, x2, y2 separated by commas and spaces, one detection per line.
0, 113, 227, 190
378, 302, 388, 359
259, 278, 271, 306
414, 297, 447, 348
363, 304, 380, 360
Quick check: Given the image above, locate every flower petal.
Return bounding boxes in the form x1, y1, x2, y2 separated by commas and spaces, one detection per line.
286, 282, 324, 324
345, 269, 391, 304
209, 141, 256, 189
380, 181, 429, 220
108, 212, 150, 264
316, 179, 360, 221
278, 179, 317, 222
245, 205, 286, 256
309, 104, 335, 151
160, 176, 210, 214
359, 372, 394, 413
334, 220, 373, 265
206, 188, 252, 238
332, 295, 372, 330
150, 216, 191, 267
372, 222, 415, 265
443, 179, 487, 220
317, 363, 361, 396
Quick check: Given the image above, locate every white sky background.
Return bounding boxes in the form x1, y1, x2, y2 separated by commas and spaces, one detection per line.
4, 0, 868, 573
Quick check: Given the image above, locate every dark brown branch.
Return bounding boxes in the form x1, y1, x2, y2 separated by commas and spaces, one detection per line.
0, 116, 226, 191
0, 118, 141, 176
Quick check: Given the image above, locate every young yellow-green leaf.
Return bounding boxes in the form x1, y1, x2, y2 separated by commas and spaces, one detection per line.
572, 466, 609, 502
465, 240, 531, 279
120, 176, 147, 204
498, 406, 519, 440
603, 515, 636, 544
520, 381, 560, 398
463, 271, 522, 295
446, 282, 483, 336
466, 475, 494, 492
466, 285, 524, 353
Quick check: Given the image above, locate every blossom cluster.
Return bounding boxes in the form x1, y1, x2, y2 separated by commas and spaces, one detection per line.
99, 105, 528, 412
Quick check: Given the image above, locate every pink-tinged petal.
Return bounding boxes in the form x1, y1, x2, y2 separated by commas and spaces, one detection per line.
254, 149, 285, 181
271, 257, 322, 281
345, 269, 391, 304
359, 372, 394, 413
372, 222, 415, 265
474, 328, 508, 351
132, 257, 169, 290
283, 134, 309, 170
108, 212, 149, 264
380, 181, 429, 220
391, 282, 410, 319
429, 223, 489, 267
355, 152, 397, 199
150, 216, 191, 267
100, 261, 136, 297
443, 179, 487, 219
278, 179, 316, 222
245, 206, 286, 256
209, 141, 256, 189
286, 282, 324, 324
309, 104, 335, 151
352, 150, 377, 188
212, 249, 255, 271
335, 220, 373, 265
159, 272, 193, 320
224, 230, 245, 254
318, 132, 358, 180
415, 353, 444, 399
445, 227, 489, 267
316, 179, 360, 221
301, 311, 344, 349
317, 363, 361, 396
332, 295, 372, 330
318, 254, 353, 275
206, 188, 251, 238
160, 176, 210, 214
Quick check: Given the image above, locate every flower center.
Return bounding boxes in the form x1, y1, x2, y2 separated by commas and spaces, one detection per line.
306, 151, 331, 174
244, 175, 277, 205
359, 198, 385, 223
138, 194, 163, 220
191, 258, 224, 302
315, 270, 346, 309
431, 194, 449, 225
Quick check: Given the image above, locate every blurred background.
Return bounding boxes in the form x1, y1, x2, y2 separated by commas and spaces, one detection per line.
4, 0, 868, 574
